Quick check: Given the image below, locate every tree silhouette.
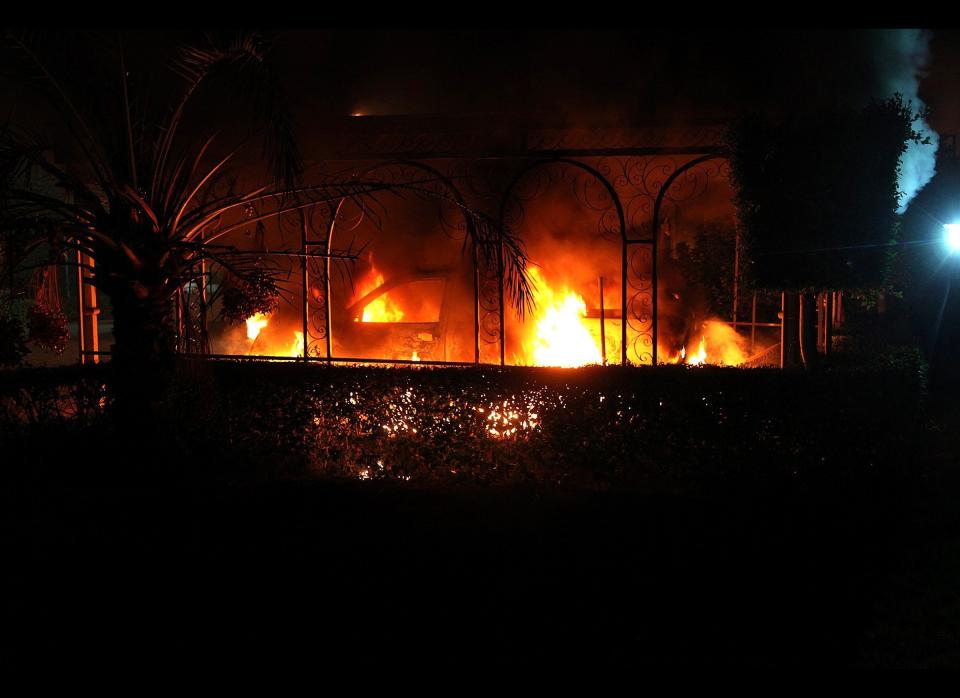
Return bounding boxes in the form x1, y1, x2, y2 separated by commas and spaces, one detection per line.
0, 31, 532, 371
725, 94, 929, 367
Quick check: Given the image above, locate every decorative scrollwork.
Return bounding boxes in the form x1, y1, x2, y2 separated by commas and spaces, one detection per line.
625, 243, 654, 365
477, 251, 503, 364
522, 124, 724, 155
610, 155, 731, 241
500, 158, 626, 247
195, 126, 734, 367
305, 254, 329, 357
301, 202, 340, 359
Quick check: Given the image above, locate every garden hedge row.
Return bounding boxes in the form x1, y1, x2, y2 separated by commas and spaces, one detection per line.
0, 358, 927, 491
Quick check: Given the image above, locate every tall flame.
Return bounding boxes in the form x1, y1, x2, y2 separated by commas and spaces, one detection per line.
522, 268, 602, 368
246, 312, 269, 341
355, 256, 404, 323
243, 312, 304, 358
287, 331, 304, 357
686, 336, 707, 366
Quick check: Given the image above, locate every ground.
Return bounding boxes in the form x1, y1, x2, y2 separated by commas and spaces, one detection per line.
2, 311, 957, 666
4, 408, 959, 667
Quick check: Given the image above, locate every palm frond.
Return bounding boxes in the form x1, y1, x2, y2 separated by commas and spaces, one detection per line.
154, 31, 301, 201
1, 31, 116, 196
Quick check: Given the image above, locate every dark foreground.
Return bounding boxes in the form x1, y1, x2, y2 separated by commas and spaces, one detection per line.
5, 430, 960, 668
3, 360, 959, 667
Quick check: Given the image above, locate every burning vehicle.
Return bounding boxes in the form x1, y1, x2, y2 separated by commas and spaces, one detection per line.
74, 116, 780, 368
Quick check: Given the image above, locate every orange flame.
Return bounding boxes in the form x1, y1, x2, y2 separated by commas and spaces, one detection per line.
670, 320, 747, 366
521, 268, 602, 368
244, 312, 304, 358
287, 331, 304, 358
686, 336, 707, 366
354, 256, 404, 323
246, 312, 269, 341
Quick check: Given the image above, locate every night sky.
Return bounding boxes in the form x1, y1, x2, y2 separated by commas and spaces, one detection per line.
3, 29, 955, 146
266, 29, 959, 133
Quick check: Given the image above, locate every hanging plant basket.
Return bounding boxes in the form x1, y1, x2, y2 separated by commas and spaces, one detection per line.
27, 301, 69, 354
27, 265, 69, 355
219, 269, 280, 325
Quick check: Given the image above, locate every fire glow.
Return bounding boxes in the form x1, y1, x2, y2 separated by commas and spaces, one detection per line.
246, 312, 269, 341
354, 257, 404, 323
375, 389, 544, 441
243, 312, 303, 357
240, 263, 748, 369
669, 321, 747, 367
520, 267, 603, 368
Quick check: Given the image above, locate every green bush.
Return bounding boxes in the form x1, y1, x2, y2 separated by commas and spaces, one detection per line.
0, 361, 927, 491
0, 311, 29, 367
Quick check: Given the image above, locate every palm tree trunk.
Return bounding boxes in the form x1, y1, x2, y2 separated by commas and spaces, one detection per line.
110, 288, 176, 367
799, 291, 818, 370
107, 285, 177, 434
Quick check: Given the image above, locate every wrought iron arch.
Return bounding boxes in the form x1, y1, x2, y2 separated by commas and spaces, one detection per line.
321, 159, 483, 362
648, 153, 728, 364
497, 157, 628, 366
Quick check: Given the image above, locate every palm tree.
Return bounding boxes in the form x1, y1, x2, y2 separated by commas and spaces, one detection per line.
0, 31, 532, 370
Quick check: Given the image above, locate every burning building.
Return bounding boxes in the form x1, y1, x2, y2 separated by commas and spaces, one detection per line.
75, 114, 778, 368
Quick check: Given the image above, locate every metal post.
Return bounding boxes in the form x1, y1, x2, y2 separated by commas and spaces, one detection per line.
750, 291, 757, 354
652, 237, 658, 366
621, 240, 627, 366
473, 242, 480, 364
300, 211, 309, 361
599, 275, 606, 366
823, 292, 833, 358
780, 291, 787, 369
799, 291, 817, 370
498, 241, 505, 366
323, 200, 342, 360
733, 227, 740, 325
76, 248, 85, 365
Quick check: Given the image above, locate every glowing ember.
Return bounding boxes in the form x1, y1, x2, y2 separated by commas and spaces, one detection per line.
686, 336, 707, 366
376, 389, 543, 443
411, 351, 421, 362
355, 256, 404, 323
245, 312, 269, 341
522, 268, 602, 368
669, 320, 748, 366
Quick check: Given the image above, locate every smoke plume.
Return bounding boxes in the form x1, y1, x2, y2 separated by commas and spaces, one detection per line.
870, 29, 939, 213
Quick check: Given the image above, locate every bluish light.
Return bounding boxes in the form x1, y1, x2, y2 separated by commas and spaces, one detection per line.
945, 224, 960, 252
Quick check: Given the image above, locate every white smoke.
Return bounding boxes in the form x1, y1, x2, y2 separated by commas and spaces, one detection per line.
870, 29, 939, 213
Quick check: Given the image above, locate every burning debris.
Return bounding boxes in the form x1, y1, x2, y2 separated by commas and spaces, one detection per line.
520, 268, 603, 368
353, 255, 405, 324
246, 313, 269, 342
667, 320, 748, 367
223, 266, 751, 368
224, 311, 305, 358
200, 122, 759, 367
